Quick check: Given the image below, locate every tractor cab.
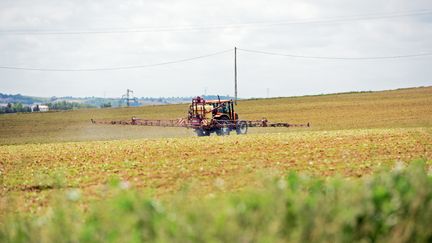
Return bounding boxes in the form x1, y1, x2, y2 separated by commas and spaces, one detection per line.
188, 97, 237, 125
207, 99, 238, 121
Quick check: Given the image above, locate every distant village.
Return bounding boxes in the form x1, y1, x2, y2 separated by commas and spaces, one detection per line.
0, 93, 234, 114
0, 103, 49, 113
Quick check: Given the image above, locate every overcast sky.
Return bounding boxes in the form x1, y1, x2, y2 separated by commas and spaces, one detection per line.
0, 0, 431, 98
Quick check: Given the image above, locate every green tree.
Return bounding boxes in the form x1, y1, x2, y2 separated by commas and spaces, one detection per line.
101, 102, 112, 108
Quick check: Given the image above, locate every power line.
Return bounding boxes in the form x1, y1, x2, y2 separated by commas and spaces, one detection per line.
238, 48, 432, 60
1, 47, 431, 72
0, 49, 231, 72
1, 9, 431, 35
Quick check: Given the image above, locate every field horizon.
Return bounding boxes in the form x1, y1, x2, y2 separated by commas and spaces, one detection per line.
0, 85, 431, 145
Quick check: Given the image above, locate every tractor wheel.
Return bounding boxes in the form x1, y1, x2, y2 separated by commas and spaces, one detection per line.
236, 121, 248, 135
195, 129, 210, 137
215, 117, 230, 136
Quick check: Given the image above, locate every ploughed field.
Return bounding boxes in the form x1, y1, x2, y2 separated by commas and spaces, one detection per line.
1, 87, 432, 207
1, 87, 432, 241
1, 127, 431, 212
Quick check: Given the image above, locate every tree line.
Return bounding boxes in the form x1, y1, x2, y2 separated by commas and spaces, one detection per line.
0, 101, 97, 114
0, 103, 32, 113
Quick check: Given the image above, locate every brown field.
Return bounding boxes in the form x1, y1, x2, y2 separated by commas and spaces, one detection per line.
0, 86, 431, 214
0, 86, 431, 145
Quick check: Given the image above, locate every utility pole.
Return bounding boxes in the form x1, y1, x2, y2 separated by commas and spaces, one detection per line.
122, 89, 134, 107
234, 46, 237, 105
127, 89, 134, 107
127, 89, 130, 107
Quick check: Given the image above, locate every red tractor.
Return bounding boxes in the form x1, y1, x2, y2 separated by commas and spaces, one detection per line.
91, 96, 309, 136
187, 96, 248, 136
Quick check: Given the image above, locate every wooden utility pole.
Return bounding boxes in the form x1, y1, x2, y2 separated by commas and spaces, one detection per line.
234, 47, 237, 105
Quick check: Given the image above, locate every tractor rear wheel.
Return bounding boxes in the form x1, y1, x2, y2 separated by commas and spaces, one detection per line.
236, 121, 248, 135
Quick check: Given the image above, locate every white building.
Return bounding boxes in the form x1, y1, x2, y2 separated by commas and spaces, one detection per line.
39, 105, 49, 112
32, 104, 49, 112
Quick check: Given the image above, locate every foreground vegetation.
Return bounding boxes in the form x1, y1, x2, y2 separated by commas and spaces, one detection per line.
2, 162, 431, 242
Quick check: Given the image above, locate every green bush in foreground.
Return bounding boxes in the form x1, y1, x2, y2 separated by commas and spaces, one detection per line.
1, 161, 431, 243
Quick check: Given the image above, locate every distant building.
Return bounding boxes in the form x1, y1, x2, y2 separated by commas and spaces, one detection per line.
32, 104, 49, 112
39, 105, 49, 112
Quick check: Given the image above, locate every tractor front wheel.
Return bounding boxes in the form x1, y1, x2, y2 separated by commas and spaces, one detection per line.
215, 117, 230, 136
195, 129, 210, 137
236, 121, 248, 135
